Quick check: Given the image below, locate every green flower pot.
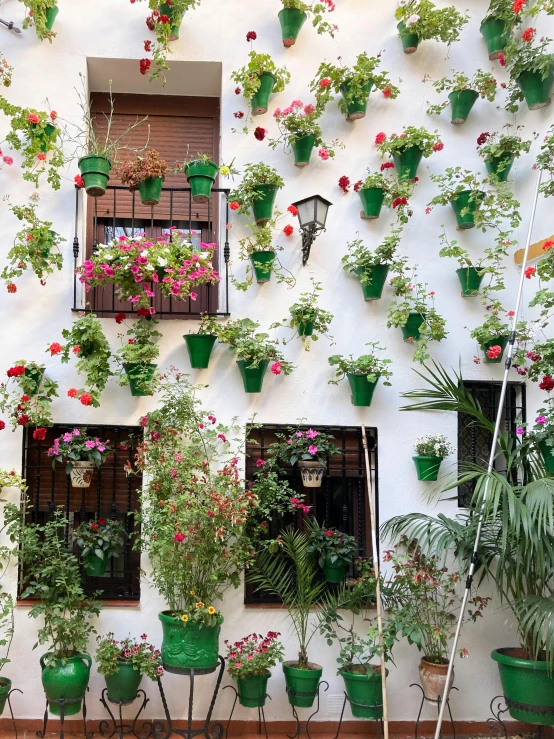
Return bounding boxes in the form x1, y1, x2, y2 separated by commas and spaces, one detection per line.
347, 373, 380, 407
250, 251, 275, 283
78, 155, 112, 198
355, 265, 389, 301
278, 8, 307, 47
292, 135, 315, 167
251, 73, 276, 116
236, 360, 269, 394
456, 267, 484, 297
515, 69, 554, 111
449, 89, 479, 124
185, 160, 218, 204
137, 176, 164, 206
45, 6, 59, 32
485, 155, 515, 182
397, 22, 419, 54
124, 363, 157, 396
283, 662, 323, 708
236, 671, 270, 708
339, 666, 384, 719
41, 653, 91, 716
358, 187, 385, 220
481, 336, 509, 364
0, 678, 12, 716
105, 662, 143, 704
401, 312, 425, 342
450, 190, 485, 230
491, 648, 554, 726
159, 2, 184, 40
340, 79, 373, 121
322, 557, 349, 583
297, 320, 314, 337
84, 553, 108, 577
480, 16, 510, 60
413, 455, 443, 482
251, 183, 279, 225
184, 334, 217, 369
25, 365, 45, 395
392, 145, 423, 181
159, 612, 223, 671
539, 440, 554, 474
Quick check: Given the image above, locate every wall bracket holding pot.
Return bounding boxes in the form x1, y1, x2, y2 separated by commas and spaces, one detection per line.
332, 691, 384, 739
36, 690, 93, 739
222, 685, 271, 739
99, 688, 151, 739
410, 683, 458, 739
286, 680, 329, 739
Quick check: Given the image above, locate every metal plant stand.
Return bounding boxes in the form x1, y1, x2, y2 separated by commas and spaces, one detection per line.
222, 685, 270, 739
3, 688, 23, 739
332, 691, 383, 739
99, 688, 151, 739
410, 683, 458, 739
36, 690, 93, 739
486, 696, 510, 739
286, 681, 329, 739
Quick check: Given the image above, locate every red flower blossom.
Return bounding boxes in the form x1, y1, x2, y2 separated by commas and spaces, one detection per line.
288, 204, 299, 216
543, 239, 554, 250
539, 376, 554, 392
353, 180, 363, 192
235, 87, 241, 95
144, 39, 152, 51
74, 174, 85, 188
0, 421, 5, 431
522, 27, 535, 42
382, 85, 392, 98
375, 132, 386, 145
6, 282, 17, 294
246, 31, 257, 41
7, 366, 25, 378
80, 392, 93, 406
477, 132, 490, 146
380, 162, 394, 171
254, 127, 266, 141
229, 201, 240, 211
137, 307, 150, 317
486, 345, 502, 360
158, 14, 170, 23
392, 197, 408, 208
17, 415, 29, 426
99, 518, 106, 525
33, 427, 47, 441
115, 312, 127, 324
525, 266, 536, 278
499, 52, 506, 67
72, 345, 80, 354
513, 0, 526, 11
338, 175, 350, 193
139, 58, 151, 76
432, 141, 444, 152
37, 152, 46, 161
50, 111, 57, 121
319, 77, 331, 88
91, 523, 99, 532
271, 361, 282, 375
234, 111, 244, 119
49, 342, 62, 355
67, 388, 79, 398
27, 113, 39, 124
283, 224, 294, 237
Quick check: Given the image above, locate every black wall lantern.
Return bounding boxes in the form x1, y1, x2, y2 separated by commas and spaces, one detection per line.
291, 195, 332, 266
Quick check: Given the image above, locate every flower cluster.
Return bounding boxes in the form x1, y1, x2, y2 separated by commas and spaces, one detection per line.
96, 632, 163, 680
269, 100, 342, 159
413, 434, 453, 458
47, 428, 111, 473
269, 425, 341, 466
225, 632, 284, 680
73, 517, 126, 561
0, 361, 58, 431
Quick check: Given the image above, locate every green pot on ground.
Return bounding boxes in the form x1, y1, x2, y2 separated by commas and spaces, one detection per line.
480, 16, 510, 60
124, 363, 157, 396
45, 6, 59, 31
236, 671, 270, 708
347, 374, 380, 407
159, 612, 223, 672
250, 251, 275, 284
539, 440, 554, 474
84, 553, 108, 577
515, 69, 554, 111
159, 2, 184, 40
292, 135, 315, 167
355, 265, 389, 301
392, 145, 423, 181
41, 653, 91, 716
278, 8, 307, 47
358, 188, 385, 220
0, 678, 11, 716
137, 176, 164, 206
340, 79, 373, 121
105, 662, 143, 704
184, 334, 217, 369
339, 666, 384, 720
185, 160, 218, 204
485, 155, 515, 182
449, 89, 479, 124
283, 662, 323, 708
322, 557, 349, 584
401, 312, 425, 342
251, 73, 276, 116
236, 360, 269, 393
397, 22, 419, 54
251, 184, 279, 225
450, 190, 485, 230
456, 267, 484, 297
78, 155, 112, 198
491, 648, 554, 726
481, 336, 509, 364
413, 455, 443, 482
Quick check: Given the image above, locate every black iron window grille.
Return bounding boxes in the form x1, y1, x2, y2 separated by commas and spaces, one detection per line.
457, 380, 526, 507
71, 185, 231, 319
19, 423, 142, 601
244, 424, 378, 605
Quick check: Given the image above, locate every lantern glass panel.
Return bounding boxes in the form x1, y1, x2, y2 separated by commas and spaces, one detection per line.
297, 199, 315, 228
316, 198, 329, 228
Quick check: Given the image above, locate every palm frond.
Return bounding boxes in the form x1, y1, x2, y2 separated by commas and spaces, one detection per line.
516, 596, 554, 671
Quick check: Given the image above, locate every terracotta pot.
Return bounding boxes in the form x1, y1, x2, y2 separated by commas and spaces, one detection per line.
418, 658, 454, 704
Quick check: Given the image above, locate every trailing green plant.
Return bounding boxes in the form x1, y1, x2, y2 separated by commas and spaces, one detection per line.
307, 522, 357, 569
0, 360, 58, 431
375, 127, 443, 167
468, 308, 526, 360
269, 101, 342, 160
328, 343, 393, 386
225, 632, 285, 680
395, 0, 468, 45
342, 230, 406, 282
426, 70, 498, 117
352, 170, 414, 225
186, 313, 221, 336
279, 0, 337, 38
219, 319, 295, 375
482, 0, 523, 24
270, 280, 334, 350
231, 52, 291, 102
0, 55, 13, 88
19, 0, 58, 41
96, 633, 163, 679
228, 163, 285, 212
119, 149, 168, 189
477, 127, 534, 177
536, 123, 554, 197
73, 518, 126, 561
438, 227, 507, 298
414, 434, 453, 458
267, 425, 341, 467
114, 316, 161, 390
503, 34, 554, 113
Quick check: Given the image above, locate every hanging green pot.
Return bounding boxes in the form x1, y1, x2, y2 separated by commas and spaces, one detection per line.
539, 440, 554, 474
491, 649, 554, 726
137, 176, 164, 206
449, 89, 479, 124
297, 320, 314, 337
397, 22, 420, 54
159, 612, 223, 671
340, 79, 373, 121
401, 312, 425, 342
159, 2, 184, 40
347, 374, 380, 407
251, 74, 276, 116
0, 678, 12, 716
278, 8, 307, 47
252, 184, 279, 225
481, 336, 509, 364
84, 554, 108, 577
413, 455, 443, 481
105, 662, 143, 704
237, 360, 269, 393
358, 188, 385, 220
456, 267, 484, 297
515, 69, 554, 111
339, 666, 384, 720
124, 363, 157, 396
485, 155, 515, 182
322, 557, 349, 584
250, 251, 275, 284
450, 190, 485, 230
392, 146, 423, 181
355, 265, 389, 301
185, 160, 218, 204
184, 334, 217, 369
291, 135, 315, 167
236, 672, 270, 708
78, 155, 112, 198
45, 6, 59, 32
480, 17, 510, 60
25, 365, 45, 395
41, 653, 91, 716
283, 662, 323, 708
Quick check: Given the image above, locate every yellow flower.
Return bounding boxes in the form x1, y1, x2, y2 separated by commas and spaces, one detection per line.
181, 614, 189, 622
195, 601, 205, 609
208, 606, 216, 615
219, 166, 230, 177
189, 590, 196, 595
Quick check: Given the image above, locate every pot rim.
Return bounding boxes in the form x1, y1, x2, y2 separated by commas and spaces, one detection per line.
491, 647, 552, 671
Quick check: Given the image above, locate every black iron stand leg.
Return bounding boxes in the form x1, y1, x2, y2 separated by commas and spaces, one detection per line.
305, 681, 328, 739
83, 692, 93, 739
331, 695, 347, 739
132, 691, 151, 739
446, 697, 455, 739
260, 704, 269, 739
188, 668, 195, 739
7, 688, 22, 739
288, 705, 301, 739
99, 689, 118, 739
222, 686, 238, 739
36, 699, 49, 738
152, 676, 173, 739
409, 684, 426, 739
59, 698, 66, 739
203, 656, 226, 739
486, 696, 509, 739
286, 681, 329, 739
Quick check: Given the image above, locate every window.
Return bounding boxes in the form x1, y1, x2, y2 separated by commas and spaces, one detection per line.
457, 381, 526, 507
244, 424, 378, 605
19, 424, 142, 601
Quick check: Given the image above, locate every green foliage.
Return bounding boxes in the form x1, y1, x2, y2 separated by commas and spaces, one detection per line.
48, 428, 112, 474
503, 35, 554, 113
281, 0, 337, 37
0, 55, 13, 88
307, 521, 357, 568
73, 518, 126, 561
0, 361, 58, 430
186, 313, 221, 336
482, 0, 523, 24
376, 126, 442, 159
95, 633, 163, 680
219, 318, 295, 374
119, 149, 168, 189
414, 434, 453, 458
355, 174, 414, 224
267, 425, 341, 467
20, 0, 58, 41
270, 280, 334, 350
342, 230, 405, 279
328, 343, 393, 386
438, 227, 507, 297
228, 163, 284, 211
115, 317, 161, 391
225, 632, 285, 680
426, 70, 498, 116
469, 311, 510, 346
395, 0, 468, 44
231, 52, 291, 100
269, 102, 342, 158
536, 124, 554, 197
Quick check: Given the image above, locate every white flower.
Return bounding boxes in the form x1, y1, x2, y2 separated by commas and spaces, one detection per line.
157, 257, 167, 267
405, 13, 419, 26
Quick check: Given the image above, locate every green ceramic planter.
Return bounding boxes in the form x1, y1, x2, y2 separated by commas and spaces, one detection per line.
283, 662, 323, 708
515, 69, 554, 111
105, 662, 143, 704
25, 365, 45, 395
0, 678, 11, 716
184, 334, 217, 369
41, 653, 91, 716
339, 667, 384, 719
449, 89, 479, 124
292, 135, 315, 167
78, 155, 112, 198
251, 73, 276, 116
159, 2, 184, 40
278, 8, 307, 47
539, 440, 554, 474
485, 155, 515, 182
397, 22, 419, 54
185, 160, 218, 204
84, 553, 108, 577
355, 265, 389, 301
236, 360, 269, 393
450, 190, 485, 230
392, 146, 423, 181
480, 16, 510, 60
45, 6, 59, 32
481, 336, 509, 364
340, 79, 372, 121
401, 312, 425, 342
456, 267, 484, 297
236, 671, 270, 708
413, 455, 442, 482
491, 649, 554, 726
358, 187, 385, 220
348, 374, 379, 407
252, 184, 279, 225
124, 363, 157, 396
250, 251, 275, 283
159, 612, 223, 671
137, 176, 164, 206
297, 320, 314, 337
322, 557, 349, 583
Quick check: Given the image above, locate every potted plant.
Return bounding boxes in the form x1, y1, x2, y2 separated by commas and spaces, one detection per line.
311, 53, 400, 121
228, 163, 285, 226
225, 632, 284, 708
352, 169, 414, 224
268, 425, 340, 488
395, 0, 468, 55
270, 280, 334, 350
19, 0, 59, 41
175, 152, 219, 204
438, 227, 507, 298
114, 316, 161, 396
426, 70, 498, 124
73, 518, 126, 577
307, 523, 357, 583
218, 318, 294, 393
480, 0, 521, 60
536, 123, 554, 197
375, 127, 443, 181
119, 150, 168, 206
277, 0, 336, 47
476, 128, 533, 181
0, 360, 58, 431
232, 215, 295, 291
231, 52, 290, 116
47, 428, 111, 489
96, 633, 163, 704
328, 343, 393, 407
503, 33, 554, 112
269, 101, 342, 167
523, 401, 554, 473
470, 310, 511, 363
412, 434, 453, 481
184, 313, 220, 369
342, 231, 405, 301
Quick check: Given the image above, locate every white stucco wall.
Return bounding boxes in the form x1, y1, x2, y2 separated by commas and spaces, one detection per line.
0, 0, 552, 724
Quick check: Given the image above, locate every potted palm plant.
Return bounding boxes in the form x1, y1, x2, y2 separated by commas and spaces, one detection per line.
480, 0, 521, 60
119, 150, 168, 206
476, 128, 533, 181
504, 33, 554, 112
184, 314, 220, 369
269, 101, 342, 167
115, 316, 162, 396
307, 523, 357, 583
270, 280, 334, 350
47, 429, 112, 489
95, 633, 163, 704
395, 0, 468, 54
375, 127, 443, 181
328, 343, 393, 407
73, 518, 126, 577
426, 70, 498, 124
277, 0, 336, 47
228, 163, 285, 226
231, 52, 291, 115
342, 231, 405, 301
224, 632, 284, 708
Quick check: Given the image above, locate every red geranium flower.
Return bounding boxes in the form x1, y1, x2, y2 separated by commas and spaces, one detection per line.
539, 376, 554, 392
543, 239, 554, 250
99, 518, 106, 525
49, 342, 62, 355
432, 141, 444, 152
229, 201, 240, 211
50, 111, 57, 121
375, 132, 386, 145
235, 87, 241, 95
91, 523, 99, 532
74, 174, 85, 188
79, 393, 93, 406
115, 312, 127, 324
6, 283, 17, 294
27, 113, 39, 124
353, 180, 363, 192
283, 224, 294, 237
137, 307, 150, 317
477, 132, 490, 146
319, 78, 331, 88
246, 31, 257, 41
37, 152, 46, 161
234, 111, 244, 119
525, 266, 536, 278
522, 27, 535, 42
139, 58, 152, 76
158, 14, 170, 23
17, 415, 29, 426
0, 421, 5, 431
338, 175, 350, 193
499, 52, 506, 67
144, 39, 152, 51
380, 162, 394, 171
254, 127, 266, 141
486, 345, 502, 360
513, 0, 526, 11
271, 361, 282, 375
20, 395, 30, 402
33, 427, 47, 441
288, 204, 298, 216
67, 388, 78, 398
7, 366, 25, 378
382, 85, 392, 98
